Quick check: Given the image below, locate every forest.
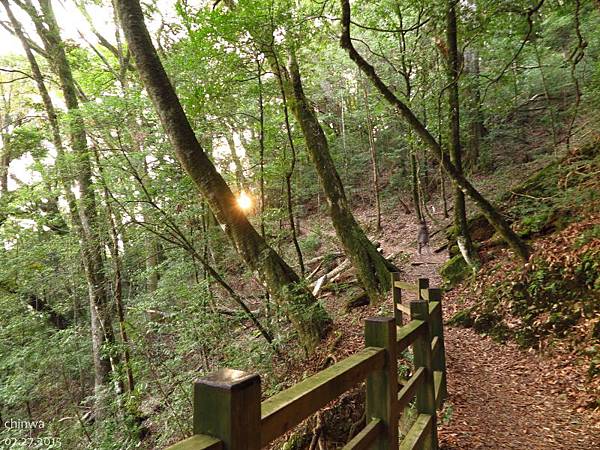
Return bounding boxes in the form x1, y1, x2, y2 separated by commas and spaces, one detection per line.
0, 0, 598, 449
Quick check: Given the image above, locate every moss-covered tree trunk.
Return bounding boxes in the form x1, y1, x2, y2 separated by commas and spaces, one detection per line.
284, 52, 395, 302
446, 0, 480, 271
340, 0, 530, 261
115, 0, 329, 351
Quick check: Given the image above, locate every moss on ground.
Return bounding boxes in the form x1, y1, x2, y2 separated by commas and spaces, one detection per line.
441, 254, 471, 288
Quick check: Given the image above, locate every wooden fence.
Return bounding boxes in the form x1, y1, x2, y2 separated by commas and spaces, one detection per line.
166, 273, 447, 450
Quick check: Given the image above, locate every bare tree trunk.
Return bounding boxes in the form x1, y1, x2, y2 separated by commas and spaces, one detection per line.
115, 0, 329, 351
285, 157, 305, 276
464, 49, 485, 168
565, 0, 585, 151
340, 0, 530, 261
225, 126, 246, 190
533, 43, 558, 151
257, 58, 267, 240
92, 147, 135, 395
362, 79, 382, 232
411, 151, 422, 222
0, 133, 9, 195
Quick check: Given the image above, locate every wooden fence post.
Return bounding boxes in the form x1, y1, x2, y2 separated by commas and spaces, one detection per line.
428, 288, 447, 403
410, 301, 439, 450
193, 368, 261, 450
417, 278, 429, 300
391, 272, 402, 325
364, 317, 398, 449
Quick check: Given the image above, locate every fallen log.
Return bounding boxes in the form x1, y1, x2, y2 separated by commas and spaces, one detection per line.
304, 252, 344, 267
312, 274, 328, 296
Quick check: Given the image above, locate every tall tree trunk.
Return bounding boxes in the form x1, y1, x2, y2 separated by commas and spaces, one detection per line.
15, 0, 117, 414
446, 0, 480, 271
284, 51, 395, 302
225, 126, 246, 190
115, 0, 329, 352
92, 147, 136, 396
284, 150, 305, 277
533, 43, 558, 151
0, 133, 10, 195
464, 49, 485, 168
340, 0, 530, 261
274, 59, 305, 276
411, 151, 422, 222
362, 79, 382, 232
256, 58, 267, 239
565, 0, 585, 151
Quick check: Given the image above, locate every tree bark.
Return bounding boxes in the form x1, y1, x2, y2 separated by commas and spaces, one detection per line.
115, 0, 329, 351
225, 126, 246, 190
446, 0, 480, 271
340, 0, 530, 261
411, 151, 422, 222
273, 59, 305, 276
0, 133, 10, 195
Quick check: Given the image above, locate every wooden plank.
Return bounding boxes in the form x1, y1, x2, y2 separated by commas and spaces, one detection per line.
417, 279, 429, 300
428, 289, 447, 404
165, 435, 223, 450
397, 319, 426, 353
397, 367, 425, 411
260, 347, 385, 446
394, 281, 418, 292
431, 336, 439, 356
434, 371, 444, 409
343, 418, 383, 450
396, 303, 411, 315
399, 414, 433, 450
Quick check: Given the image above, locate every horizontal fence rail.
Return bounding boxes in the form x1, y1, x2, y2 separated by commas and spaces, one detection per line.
166, 273, 447, 450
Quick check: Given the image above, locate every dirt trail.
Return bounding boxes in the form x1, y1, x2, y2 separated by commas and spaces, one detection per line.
373, 211, 599, 450
439, 326, 599, 449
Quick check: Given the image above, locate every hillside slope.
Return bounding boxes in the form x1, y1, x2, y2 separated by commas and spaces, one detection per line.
444, 138, 600, 414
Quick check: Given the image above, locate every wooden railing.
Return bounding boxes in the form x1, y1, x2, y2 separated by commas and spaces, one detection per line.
166, 274, 447, 450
